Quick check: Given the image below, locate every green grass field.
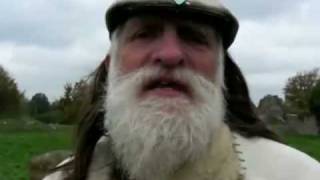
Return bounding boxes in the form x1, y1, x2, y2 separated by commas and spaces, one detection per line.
285, 134, 320, 161
0, 130, 72, 180
0, 120, 319, 180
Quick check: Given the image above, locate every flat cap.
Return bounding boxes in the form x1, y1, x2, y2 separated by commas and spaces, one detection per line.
106, 0, 239, 48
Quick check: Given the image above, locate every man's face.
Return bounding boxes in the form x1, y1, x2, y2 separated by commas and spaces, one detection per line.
111, 15, 222, 101
105, 14, 225, 180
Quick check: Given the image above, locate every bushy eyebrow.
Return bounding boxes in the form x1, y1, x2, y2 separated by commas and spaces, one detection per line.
119, 17, 162, 39
133, 16, 215, 33
177, 21, 221, 46
179, 22, 216, 36
119, 15, 221, 44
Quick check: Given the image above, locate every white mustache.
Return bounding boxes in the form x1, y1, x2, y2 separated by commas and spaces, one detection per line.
108, 66, 219, 102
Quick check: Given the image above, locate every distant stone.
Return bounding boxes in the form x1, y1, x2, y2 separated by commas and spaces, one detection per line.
256, 95, 291, 135
29, 150, 72, 180
257, 95, 286, 124
256, 94, 319, 135
286, 115, 318, 135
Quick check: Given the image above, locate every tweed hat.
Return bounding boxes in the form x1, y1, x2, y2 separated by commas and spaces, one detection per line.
106, 0, 239, 48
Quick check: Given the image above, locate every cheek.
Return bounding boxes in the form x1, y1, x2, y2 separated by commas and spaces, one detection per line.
118, 44, 149, 74
190, 51, 219, 79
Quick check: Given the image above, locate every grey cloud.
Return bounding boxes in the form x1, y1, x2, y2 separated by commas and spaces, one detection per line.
228, 0, 320, 102
223, 0, 302, 20
0, 27, 109, 101
1, 0, 319, 103
0, 1, 112, 100
0, 0, 109, 48
246, 70, 306, 105
231, 17, 320, 74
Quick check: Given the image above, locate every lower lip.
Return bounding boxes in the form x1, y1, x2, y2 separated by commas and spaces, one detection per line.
145, 88, 187, 98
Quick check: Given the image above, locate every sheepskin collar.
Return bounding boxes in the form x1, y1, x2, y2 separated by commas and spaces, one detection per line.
87, 125, 244, 180
167, 125, 243, 180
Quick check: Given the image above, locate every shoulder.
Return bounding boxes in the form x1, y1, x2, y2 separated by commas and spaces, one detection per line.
42, 157, 73, 180
43, 171, 65, 180
42, 135, 114, 180
234, 134, 320, 180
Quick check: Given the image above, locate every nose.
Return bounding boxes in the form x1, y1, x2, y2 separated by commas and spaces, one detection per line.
151, 28, 185, 68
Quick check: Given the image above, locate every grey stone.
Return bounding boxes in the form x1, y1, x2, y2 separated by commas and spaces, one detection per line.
257, 95, 286, 125
286, 115, 318, 135
256, 94, 319, 135
29, 150, 72, 180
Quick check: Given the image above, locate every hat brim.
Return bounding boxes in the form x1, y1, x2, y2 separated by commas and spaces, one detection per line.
106, 2, 239, 48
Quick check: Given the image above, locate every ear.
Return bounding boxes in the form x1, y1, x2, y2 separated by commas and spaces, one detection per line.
104, 54, 110, 70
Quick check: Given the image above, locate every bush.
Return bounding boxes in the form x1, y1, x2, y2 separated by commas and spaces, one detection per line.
34, 111, 63, 124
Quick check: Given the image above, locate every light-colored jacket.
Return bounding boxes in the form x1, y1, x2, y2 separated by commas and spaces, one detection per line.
44, 133, 320, 180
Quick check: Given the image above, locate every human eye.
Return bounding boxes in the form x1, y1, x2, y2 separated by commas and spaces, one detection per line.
178, 26, 210, 46
133, 29, 154, 39
130, 24, 161, 41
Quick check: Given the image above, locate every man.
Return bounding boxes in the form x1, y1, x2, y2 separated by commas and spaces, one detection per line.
44, 0, 320, 180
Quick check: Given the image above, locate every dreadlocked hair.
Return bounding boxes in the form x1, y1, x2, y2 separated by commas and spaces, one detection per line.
223, 53, 280, 141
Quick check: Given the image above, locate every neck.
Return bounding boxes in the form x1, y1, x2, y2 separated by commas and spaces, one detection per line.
168, 125, 242, 180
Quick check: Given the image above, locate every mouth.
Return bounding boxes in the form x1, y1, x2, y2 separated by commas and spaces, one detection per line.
141, 76, 191, 98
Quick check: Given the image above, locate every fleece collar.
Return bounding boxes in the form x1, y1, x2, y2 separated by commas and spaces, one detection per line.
87, 125, 244, 180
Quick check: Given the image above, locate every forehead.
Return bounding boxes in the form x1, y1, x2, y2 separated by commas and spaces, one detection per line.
121, 13, 217, 32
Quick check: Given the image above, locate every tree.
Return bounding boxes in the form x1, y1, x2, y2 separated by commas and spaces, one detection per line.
309, 82, 320, 134
0, 65, 23, 114
29, 93, 50, 115
53, 79, 88, 124
284, 68, 320, 119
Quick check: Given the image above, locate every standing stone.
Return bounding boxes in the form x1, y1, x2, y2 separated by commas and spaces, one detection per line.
257, 94, 319, 135
257, 95, 290, 135
29, 150, 72, 180
286, 115, 318, 135
257, 95, 286, 124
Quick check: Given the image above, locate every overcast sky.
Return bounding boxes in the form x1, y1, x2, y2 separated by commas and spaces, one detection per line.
0, 0, 319, 104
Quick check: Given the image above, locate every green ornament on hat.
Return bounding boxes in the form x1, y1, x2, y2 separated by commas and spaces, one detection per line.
174, 0, 187, 5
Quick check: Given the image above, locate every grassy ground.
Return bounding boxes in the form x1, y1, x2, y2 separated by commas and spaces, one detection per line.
0, 116, 319, 180
285, 134, 320, 161
0, 130, 72, 180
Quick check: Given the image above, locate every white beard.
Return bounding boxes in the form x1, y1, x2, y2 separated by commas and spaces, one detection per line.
104, 66, 225, 180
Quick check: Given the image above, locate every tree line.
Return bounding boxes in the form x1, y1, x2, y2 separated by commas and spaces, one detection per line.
284, 68, 320, 131
0, 65, 88, 124
1, 64, 320, 125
